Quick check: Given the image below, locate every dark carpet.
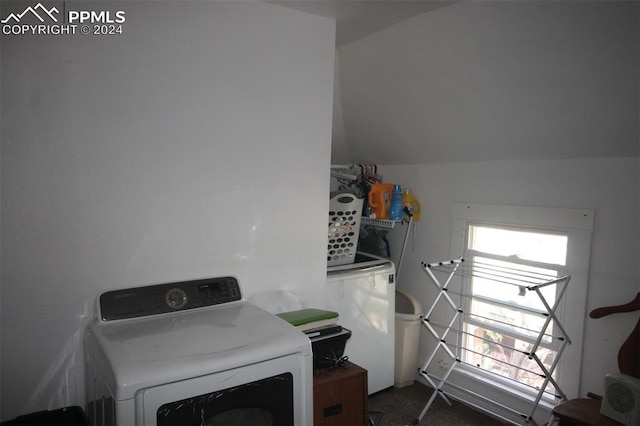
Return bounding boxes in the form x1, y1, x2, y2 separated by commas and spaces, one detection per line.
368, 381, 503, 426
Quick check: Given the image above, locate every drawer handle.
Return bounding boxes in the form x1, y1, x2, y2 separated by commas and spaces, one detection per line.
323, 404, 343, 417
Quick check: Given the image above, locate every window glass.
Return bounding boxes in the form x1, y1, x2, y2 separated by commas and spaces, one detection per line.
462, 225, 568, 393
469, 226, 567, 265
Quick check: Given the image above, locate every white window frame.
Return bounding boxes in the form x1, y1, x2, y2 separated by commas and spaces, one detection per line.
451, 202, 594, 404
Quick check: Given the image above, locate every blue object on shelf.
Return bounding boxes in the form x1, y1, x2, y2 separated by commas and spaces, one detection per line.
389, 184, 404, 221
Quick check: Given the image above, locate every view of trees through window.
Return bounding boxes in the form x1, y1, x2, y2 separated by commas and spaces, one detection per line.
461, 225, 568, 394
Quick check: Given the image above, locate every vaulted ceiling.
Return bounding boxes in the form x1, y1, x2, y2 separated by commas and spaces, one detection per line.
268, 0, 455, 47
270, 1, 639, 165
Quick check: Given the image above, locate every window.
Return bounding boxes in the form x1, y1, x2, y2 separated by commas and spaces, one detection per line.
451, 203, 594, 406
461, 224, 568, 394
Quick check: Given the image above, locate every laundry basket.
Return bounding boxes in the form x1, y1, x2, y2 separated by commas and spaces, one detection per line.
327, 192, 363, 267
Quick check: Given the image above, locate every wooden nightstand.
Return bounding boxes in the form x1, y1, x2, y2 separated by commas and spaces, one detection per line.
313, 362, 369, 426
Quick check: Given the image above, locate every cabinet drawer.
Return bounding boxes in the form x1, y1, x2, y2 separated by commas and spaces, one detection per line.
313, 362, 368, 426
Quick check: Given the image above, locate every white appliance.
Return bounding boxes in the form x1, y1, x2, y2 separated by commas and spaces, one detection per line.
84, 276, 313, 426
600, 373, 640, 425
326, 252, 396, 394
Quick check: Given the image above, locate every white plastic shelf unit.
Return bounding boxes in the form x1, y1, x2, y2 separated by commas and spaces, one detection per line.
413, 257, 571, 426
360, 217, 413, 279
360, 217, 399, 230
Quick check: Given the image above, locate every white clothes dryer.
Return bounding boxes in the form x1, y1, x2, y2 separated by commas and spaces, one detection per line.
84, 276, 312, 426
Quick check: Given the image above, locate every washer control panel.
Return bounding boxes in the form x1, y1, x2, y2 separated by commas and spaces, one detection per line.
99, 276, 242, 321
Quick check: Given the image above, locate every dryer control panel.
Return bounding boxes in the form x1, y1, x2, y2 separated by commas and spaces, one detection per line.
99, 276, 242, 321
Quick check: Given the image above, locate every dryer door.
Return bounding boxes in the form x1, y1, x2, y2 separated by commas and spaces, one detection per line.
140, 354, 310, 426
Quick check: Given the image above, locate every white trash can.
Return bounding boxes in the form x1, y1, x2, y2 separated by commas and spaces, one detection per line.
394, 289, 422, 388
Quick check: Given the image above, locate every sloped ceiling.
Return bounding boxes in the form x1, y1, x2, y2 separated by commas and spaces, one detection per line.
333, 1, 639, 164
267, 0, 454, 47
270, 1, 639, 165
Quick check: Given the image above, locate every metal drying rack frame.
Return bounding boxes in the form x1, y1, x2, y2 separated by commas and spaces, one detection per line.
412, 257, 572, 425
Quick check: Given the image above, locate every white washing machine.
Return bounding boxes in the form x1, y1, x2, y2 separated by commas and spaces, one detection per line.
84, 276, 313, 426
327, 252, 396, 395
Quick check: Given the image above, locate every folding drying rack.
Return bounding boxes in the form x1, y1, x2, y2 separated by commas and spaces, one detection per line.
413, 257, 571, 425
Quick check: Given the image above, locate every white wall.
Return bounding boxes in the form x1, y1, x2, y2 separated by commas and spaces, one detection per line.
0, 1, 335, 420
382, 158, 639, 401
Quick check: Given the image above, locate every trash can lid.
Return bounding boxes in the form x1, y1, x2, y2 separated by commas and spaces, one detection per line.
395, 289, 422, 317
